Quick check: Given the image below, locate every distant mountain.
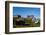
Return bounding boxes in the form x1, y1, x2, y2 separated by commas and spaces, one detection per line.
27, 15, 36, 22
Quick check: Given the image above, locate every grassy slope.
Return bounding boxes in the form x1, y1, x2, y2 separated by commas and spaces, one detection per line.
13, 17, 40, 28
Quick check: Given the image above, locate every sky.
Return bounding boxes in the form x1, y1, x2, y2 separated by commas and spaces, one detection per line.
13, 7, 40, 18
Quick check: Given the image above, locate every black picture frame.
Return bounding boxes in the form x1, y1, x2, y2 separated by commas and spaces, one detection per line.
5, 1, 45, 34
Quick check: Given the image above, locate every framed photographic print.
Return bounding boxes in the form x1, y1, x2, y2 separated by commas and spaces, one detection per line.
5, 1, 45, 34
